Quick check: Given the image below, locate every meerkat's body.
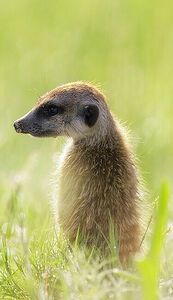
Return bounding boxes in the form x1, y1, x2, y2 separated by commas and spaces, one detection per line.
57, 123, 140, 262
14, 82, 142, 263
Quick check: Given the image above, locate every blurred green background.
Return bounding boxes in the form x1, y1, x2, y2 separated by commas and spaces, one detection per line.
0, 0, 172, 230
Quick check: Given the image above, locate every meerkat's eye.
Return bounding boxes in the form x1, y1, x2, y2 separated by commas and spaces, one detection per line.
44, 104, 65, 117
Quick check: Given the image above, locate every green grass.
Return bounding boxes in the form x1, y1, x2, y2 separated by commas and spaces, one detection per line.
0, 0, 173, 299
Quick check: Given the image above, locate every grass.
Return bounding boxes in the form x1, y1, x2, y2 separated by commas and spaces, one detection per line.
0, 0, 173, 299
0, 183, 170, 299
138, 183, 169, 300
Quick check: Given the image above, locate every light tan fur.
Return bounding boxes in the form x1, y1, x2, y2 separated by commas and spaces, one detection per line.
14, 81, 142, 264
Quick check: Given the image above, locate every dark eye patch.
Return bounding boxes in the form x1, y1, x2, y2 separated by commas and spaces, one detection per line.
38, 104, 65, 117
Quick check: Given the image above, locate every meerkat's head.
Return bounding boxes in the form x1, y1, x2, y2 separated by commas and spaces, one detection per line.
14, 82, 112, 141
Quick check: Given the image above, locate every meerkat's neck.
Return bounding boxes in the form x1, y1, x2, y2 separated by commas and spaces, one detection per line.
71, 118, 136, 192
73, 119, 128, 155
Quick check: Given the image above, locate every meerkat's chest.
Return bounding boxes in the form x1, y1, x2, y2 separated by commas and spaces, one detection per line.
57, 144, 119, 210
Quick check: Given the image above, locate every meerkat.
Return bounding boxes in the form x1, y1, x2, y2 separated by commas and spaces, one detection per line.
14, 82, 142, 264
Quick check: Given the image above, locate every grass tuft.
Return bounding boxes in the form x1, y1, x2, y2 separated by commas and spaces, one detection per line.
137, 182, 169, 300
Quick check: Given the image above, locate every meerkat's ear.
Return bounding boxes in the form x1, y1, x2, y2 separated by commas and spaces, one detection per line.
83, 105, 99, 127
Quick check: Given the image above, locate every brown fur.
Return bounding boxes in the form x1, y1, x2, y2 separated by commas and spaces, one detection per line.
54, 83, 142, 264
14, 81, 142, 264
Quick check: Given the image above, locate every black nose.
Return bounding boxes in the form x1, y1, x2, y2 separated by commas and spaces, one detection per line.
14, 121, 22, 133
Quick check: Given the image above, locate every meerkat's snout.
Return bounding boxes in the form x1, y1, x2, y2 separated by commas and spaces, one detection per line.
14, 110, 43, 136
14, 120, 23, 133
14, 114, 33, 134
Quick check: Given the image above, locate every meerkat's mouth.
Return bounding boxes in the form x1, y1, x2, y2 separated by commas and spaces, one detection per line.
14, 120, 57, 138
29, 130, 57, 138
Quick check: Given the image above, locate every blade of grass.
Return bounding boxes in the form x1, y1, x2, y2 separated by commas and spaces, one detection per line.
137, 182, 169, 300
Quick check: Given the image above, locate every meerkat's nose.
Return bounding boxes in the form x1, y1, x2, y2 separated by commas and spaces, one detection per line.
14, 120, 22, 133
